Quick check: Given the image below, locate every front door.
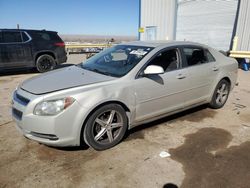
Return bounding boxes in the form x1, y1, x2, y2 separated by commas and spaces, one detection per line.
133, 48, 189, 123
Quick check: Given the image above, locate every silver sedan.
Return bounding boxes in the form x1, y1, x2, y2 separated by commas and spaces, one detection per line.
12, 41, 238, 150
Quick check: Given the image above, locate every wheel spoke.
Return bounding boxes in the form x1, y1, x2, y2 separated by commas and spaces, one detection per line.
216, 95, 221, 104
110, 123, 123, 129
221, 84, 226, 92
107, 110, 115, 124
94, 128, 106, 141
222, 90, 228, 96
107, 129, 114, 142
95, 118, 107, 127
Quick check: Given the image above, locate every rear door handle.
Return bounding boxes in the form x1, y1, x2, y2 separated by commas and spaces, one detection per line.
212, 66, 219, 71
176, 74, 186, 79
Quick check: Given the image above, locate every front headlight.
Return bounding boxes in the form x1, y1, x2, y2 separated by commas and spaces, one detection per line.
34, 97, 75, 116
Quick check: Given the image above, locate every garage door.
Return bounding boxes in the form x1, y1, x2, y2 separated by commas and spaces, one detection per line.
176, 0, 238, 51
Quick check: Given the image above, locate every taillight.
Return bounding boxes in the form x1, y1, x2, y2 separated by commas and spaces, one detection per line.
54, 42, 65, 47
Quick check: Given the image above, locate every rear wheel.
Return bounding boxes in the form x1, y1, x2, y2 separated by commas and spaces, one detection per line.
36, 54, 56, 73
209, 79, 230, 109
83, 104, 128, 150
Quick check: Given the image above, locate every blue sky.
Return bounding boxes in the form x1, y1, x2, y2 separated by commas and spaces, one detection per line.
0, 0, 139, 36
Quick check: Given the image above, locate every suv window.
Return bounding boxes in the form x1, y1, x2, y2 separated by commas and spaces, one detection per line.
30, 32, 50, 41
0, 32, 3, 43
183, 47, 208, 66
148, 49, 179, 72
31, 32, 60, 41
49, 32, 61, 41
2, 31, 22, 43
21, 32, 30, 42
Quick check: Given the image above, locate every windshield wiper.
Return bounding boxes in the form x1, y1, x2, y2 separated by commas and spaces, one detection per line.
82, 66, 115, 77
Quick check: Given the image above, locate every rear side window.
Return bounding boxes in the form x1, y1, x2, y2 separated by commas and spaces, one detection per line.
21, 32, 30, 42
205, 49, 216, 62
49, 32, 62, 41
30, 32, 50, 41
0, 32, 3, 43
2, 31, 22, 43
31, 32, 61, 41
182, 47, 210, 67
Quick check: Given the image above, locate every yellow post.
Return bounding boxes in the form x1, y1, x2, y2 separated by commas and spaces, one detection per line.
232, 36, 238, 51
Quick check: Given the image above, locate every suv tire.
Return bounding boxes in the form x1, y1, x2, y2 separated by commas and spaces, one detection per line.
36, 54, 56, 73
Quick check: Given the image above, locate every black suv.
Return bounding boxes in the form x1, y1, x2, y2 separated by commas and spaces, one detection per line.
0, 29, 67, 72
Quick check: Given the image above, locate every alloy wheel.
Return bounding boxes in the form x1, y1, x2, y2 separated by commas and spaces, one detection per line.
93, 110, 124, 144
215, 83, 229, 106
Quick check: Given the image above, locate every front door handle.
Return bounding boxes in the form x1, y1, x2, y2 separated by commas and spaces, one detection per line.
176, 74, 186, 79
212, 66, 219, 71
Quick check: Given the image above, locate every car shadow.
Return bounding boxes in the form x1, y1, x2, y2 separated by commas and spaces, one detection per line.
0, 63, 74, 76
55, 63, 75, 69
48, 105, 210, 151
126, 104, 209, 139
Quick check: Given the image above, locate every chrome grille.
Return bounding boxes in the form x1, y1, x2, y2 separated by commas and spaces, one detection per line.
13, 91, 30, 106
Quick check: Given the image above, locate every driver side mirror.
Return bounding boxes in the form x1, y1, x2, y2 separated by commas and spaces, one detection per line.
144, 65, 164, 75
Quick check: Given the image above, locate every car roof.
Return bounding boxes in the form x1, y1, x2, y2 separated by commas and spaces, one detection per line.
122, 40, 209, 48
0, 29, 57, 33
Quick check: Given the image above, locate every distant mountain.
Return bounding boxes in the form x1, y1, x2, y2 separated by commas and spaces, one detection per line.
59, 34, 137, 43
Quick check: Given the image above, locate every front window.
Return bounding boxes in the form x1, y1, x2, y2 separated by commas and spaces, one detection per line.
81, 45, 154, 77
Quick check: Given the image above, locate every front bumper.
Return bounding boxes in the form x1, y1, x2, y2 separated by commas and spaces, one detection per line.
12, 88, 87, 147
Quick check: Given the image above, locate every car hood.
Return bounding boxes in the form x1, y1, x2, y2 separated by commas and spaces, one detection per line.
20, 65, 116, 95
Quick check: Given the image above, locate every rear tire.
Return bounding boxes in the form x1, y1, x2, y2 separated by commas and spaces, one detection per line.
83, 104, 128, 150
209, 79, 230, 109
36, 54, 56, 73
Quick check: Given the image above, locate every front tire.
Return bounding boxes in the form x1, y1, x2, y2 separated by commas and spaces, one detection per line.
36, 54, 56, 73
83, 104, 128, 150
209, 79, 230, 109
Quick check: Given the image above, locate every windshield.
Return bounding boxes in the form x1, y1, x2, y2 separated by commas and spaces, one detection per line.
81, 45, 154, 77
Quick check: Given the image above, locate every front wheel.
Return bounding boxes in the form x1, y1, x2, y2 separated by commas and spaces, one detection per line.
209, 79, 230, 109
83, 104, 128, 150
36, 54, 56, 73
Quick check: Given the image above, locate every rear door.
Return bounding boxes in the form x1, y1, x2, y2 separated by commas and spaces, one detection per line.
1, 31, 33, 69
180, 46, 218, 107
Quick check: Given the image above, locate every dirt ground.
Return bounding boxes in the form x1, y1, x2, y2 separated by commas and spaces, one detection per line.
1, 55, 250, 188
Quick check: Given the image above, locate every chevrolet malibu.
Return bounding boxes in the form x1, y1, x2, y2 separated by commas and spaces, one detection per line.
12, 41, 238, 150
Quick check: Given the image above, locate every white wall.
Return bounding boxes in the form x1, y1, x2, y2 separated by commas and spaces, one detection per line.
176, 0, 238, 51
140, 0, 177, 41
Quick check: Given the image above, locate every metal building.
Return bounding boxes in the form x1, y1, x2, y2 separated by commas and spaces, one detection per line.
139, 0, 250, 58
139, 0, 177, 41
176, 0, 238, 51
231, 0, 250, 58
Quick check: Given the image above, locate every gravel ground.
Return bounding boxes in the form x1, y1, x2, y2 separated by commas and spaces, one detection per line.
0, 55, 250, 188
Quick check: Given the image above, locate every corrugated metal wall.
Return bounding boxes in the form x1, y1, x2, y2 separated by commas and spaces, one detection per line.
234, 0, 250, 51
139, 0, 177, 41
176, 0, 238, 51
